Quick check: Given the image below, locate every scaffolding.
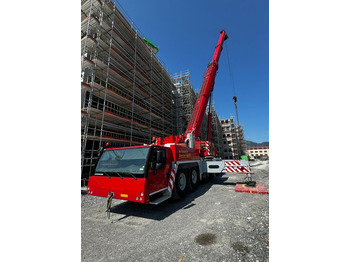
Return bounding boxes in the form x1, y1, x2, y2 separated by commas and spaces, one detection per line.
172, 70, 196, 135
236, 125, 247, 156
211, 105, 224, 157
81, 0, 177, 178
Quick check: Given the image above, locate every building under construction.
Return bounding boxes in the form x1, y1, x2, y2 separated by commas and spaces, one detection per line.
81, 0, 238, 178
221, 117, 247, 159
81, 0, 177, 177
172, 71, 224, 157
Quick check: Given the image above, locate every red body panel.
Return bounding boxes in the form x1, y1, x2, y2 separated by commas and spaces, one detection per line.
87, 176, 148, 203
168, 144, 200, 161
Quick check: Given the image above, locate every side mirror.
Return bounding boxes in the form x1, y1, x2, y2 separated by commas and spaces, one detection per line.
155, 162, 163, 170
156, 150, 163, 163
156, 150, 165, 169
151, 150, 165, 170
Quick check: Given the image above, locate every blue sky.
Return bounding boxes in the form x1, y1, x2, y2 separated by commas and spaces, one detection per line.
115, 0, 269, 143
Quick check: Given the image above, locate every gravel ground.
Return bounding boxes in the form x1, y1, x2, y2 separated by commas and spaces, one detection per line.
81, 161, 269, 262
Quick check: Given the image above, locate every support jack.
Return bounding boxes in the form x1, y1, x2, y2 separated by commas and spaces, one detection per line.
106, 192, 114, 219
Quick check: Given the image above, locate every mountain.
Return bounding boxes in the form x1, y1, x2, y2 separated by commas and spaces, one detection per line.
245, 140, 269, 148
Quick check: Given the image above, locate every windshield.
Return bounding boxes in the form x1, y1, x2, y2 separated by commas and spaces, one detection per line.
95, 147, 150, 178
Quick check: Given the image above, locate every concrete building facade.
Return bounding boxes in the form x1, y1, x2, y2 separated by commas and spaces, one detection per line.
220, 117, 246, 160
246, 146, 269, 159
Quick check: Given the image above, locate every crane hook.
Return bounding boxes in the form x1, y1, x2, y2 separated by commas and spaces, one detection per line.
233, 96, 237, 104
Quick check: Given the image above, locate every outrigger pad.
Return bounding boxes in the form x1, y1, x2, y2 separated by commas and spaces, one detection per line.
235, 183, 268, 194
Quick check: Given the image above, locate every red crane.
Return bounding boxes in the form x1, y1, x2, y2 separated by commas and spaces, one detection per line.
87, 30, 230, 208
163, 30, 228, 156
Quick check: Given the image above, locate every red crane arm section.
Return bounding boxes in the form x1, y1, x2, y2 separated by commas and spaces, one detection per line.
185, 30, 228, 138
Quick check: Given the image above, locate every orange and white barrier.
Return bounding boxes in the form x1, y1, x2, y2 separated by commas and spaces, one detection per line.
224, 160, 253, 174
203, 141, 210, 154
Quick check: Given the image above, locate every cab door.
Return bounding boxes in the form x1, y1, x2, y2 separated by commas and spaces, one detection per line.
146, 147, 171, 194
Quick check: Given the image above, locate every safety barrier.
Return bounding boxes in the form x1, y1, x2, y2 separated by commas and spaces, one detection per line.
223, 160, 254, 182
224, 160, 252, 174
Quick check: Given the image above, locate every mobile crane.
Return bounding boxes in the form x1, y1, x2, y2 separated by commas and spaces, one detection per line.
87, 30, 228, 206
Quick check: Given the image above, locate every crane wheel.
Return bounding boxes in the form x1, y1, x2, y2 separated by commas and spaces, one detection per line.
188, 167, 199, 192
172, 169, 188, 199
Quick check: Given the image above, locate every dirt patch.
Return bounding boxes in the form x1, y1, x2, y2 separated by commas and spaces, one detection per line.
231, 241, 249, 254
195, 233, 217, 246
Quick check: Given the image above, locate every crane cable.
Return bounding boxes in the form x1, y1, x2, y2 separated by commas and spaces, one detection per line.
226, 41, 242, 159
226, 42, 240, 124
225, 42, 236, 98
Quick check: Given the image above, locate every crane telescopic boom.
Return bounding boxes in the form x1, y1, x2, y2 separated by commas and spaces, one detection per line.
161, 30, 228, 156
185, 30, 228, 139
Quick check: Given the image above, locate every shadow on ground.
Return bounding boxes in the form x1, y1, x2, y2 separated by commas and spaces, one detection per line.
83, 174, 252, 222
108, 177, 218, 221
214, 175, 249, 186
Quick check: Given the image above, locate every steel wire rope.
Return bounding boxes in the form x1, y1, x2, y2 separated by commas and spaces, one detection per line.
225, 41, 242, 158
225, 41, 236, 98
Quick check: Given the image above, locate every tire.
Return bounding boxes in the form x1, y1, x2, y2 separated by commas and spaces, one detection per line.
172, 169, 188, 199
188, 168, 199, 191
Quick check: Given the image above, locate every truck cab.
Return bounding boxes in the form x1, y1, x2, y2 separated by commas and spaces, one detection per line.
87, 145, 173, 204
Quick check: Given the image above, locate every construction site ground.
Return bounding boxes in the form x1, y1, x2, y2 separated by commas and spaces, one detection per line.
81, 161, 269, 262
